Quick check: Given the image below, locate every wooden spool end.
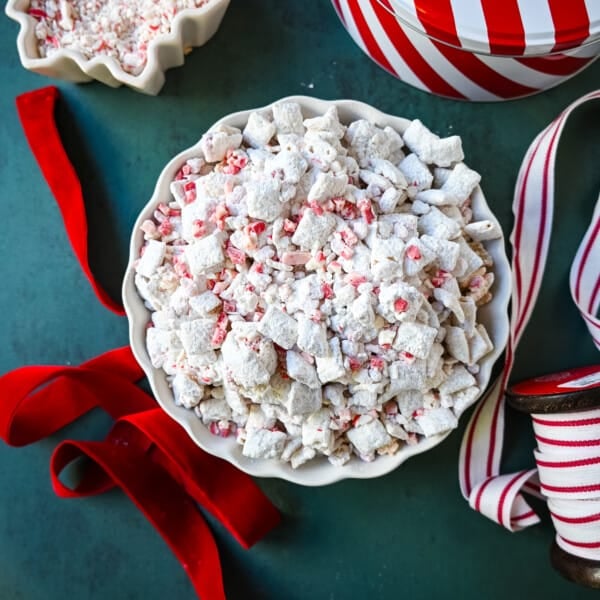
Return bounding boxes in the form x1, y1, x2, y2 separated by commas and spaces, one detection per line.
551, 542, 600, 589
506, 365, 600, 415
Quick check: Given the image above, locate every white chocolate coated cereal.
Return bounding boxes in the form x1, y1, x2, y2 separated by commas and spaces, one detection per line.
28, 0, 215, 75
134, 102, 500, 467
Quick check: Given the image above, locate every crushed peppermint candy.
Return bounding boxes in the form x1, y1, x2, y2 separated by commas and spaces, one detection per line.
28, 0, 215, 75
134, 102, 501, 468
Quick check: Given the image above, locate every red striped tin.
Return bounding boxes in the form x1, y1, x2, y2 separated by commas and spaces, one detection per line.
332, 0, 600, 101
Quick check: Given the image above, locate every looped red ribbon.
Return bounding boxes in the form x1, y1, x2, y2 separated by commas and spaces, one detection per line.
1, 86, 280, 599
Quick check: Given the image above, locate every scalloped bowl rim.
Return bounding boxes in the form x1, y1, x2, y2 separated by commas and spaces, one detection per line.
5, 0, 230, 91
123, 96, 511, 486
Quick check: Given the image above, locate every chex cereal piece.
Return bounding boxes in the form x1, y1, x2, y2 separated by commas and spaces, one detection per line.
402, 119, 464, 168
403, 237, 436, 277
272, 102, 305, 136
304, 106, 346, 139
286, 381, 322, 416
388, 358, 427, 391
441, 163, 481, 204
433, 167, 452, 187
464, 220, 502, 241
292, 208, 337, 250
452, 386, 481, 416
418, 207, 461, 240
201, 126, 243, 162
185, 234, 225, 276
243, 429, 287, 459
415, 189, 452, 206
197, 396, 231, 422
136, 240, 166, 278
308, 172, 348, 203
444, 326, 471, 363
172, 372, 204, 409
146, 327, 180, 367
246, 178, 283, 222
286, 350, 320, 389
458, 296, 477, 337
469, 324, 494, 364
438, 365, 476, 397
296, 314, 329, 357
265, 150, 308, 184
393, 321, 437, 359
456, 237, 484, 278
290, 446, 317, 469
376, 187, 405, 213
302, 409, 334, 453
189, 291, 222, 316
315, 338, 347, 384
378, 280, 423, 323
257, 305, 298, 350
221, 324, 277, 388
243, 111, 277, 148
399, 153, 433, 191
433, 288, 465, 323
179, 318, 216, 356
415, 408, 458, 437
420, 235, 459, 272
346, 419, 392, 456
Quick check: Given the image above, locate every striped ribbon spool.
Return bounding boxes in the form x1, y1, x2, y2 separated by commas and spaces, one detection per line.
332, 0, 600, 101
458, 90, 600, 585
534, 409, 600, 562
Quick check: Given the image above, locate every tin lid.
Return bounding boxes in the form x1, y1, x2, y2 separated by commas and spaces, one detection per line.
506, 365, 600, 414
386, 0, 600, 56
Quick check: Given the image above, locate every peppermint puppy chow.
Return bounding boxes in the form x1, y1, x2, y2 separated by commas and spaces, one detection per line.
134, 102, 500, 468
28, 0, 217, 75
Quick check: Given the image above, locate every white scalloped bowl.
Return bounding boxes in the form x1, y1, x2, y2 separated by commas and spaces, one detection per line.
123, 96, 511, 485
5, 0, 230, 95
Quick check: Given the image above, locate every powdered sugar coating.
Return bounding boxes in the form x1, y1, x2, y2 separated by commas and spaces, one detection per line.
29, 0, 215, 75
134, 102, 500, 468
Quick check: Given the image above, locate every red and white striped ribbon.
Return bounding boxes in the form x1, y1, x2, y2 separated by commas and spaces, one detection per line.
534, 410, 600, 559
332, 0, 599, 101
459, 90, 600, 554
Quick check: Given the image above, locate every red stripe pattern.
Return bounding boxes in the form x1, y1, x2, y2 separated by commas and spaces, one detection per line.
480, 0, 526, 55
458, 90, 600, 561
375, 0, 465, 98
413, 0, 460, 47
333, 0, 599, 101
548, 0, 591, 52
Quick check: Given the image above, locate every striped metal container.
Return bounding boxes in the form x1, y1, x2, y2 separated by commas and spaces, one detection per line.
333, 0, 600, 101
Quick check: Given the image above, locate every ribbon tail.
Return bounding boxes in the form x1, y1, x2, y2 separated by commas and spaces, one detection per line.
51, 439, 227, 600
569, 191, 600, 351
459, 376, 506, 500
468, 469, 541, 531
15, 86, 124, 316
114, 410, 281, 549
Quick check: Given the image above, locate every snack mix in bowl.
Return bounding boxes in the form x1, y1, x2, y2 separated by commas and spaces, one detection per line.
6, 0, 230, 93
124, 97, 510, 484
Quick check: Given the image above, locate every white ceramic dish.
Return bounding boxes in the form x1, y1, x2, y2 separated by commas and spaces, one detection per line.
123, 96, 511, 485
5, 0, 230, 95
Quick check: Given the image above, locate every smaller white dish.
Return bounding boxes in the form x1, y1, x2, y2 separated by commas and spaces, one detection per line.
123, 96, 512, 485
5, 0, 230, 95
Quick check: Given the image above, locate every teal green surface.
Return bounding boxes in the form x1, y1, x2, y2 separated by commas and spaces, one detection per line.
1, 1, 599, 598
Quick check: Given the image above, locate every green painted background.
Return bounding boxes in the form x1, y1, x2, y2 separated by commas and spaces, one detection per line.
1, 1, 599, 598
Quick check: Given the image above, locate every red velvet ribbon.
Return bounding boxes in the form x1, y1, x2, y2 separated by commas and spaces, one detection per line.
1, 86, 280, 599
